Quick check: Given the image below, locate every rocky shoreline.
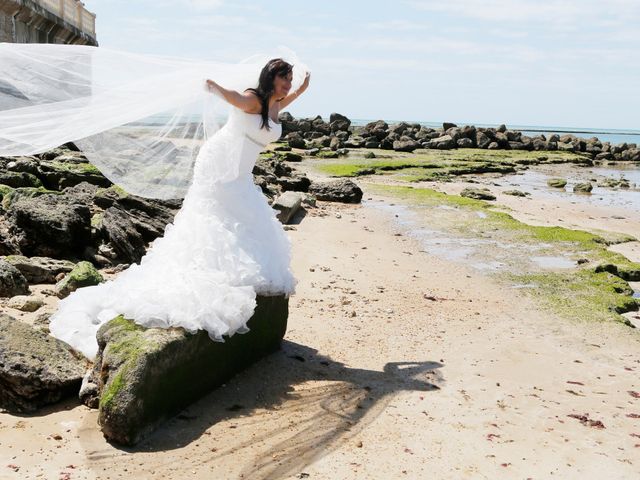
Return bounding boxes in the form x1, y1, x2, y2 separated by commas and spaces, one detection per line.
1, 112, 639, 446
278, 112, 640, 161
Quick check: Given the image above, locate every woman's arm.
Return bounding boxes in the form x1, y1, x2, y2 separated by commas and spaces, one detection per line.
279, 72, 310, 109
205, 79, 261, 112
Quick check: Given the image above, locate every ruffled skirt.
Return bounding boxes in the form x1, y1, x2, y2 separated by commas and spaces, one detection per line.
49, 156, 296, 360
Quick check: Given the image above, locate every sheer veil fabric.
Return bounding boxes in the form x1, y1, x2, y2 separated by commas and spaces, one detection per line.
0, 43, 308, 359
0, 42, 308, 198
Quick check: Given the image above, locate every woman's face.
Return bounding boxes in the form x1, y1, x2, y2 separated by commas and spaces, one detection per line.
273, 71, 293, 99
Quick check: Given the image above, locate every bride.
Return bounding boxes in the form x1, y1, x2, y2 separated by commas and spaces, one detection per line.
0, 44, 310, 360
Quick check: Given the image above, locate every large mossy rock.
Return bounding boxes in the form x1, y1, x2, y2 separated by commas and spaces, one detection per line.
90, 294, 289, 446
0, 314, 86, 412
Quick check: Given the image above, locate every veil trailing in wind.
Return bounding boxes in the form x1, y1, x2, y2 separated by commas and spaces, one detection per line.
0, 43, 308, 199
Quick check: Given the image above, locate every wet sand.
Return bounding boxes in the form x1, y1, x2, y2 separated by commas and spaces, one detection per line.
1, 178, 639, 478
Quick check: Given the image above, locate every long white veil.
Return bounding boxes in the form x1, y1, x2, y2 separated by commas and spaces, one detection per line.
0, 43, 307, 199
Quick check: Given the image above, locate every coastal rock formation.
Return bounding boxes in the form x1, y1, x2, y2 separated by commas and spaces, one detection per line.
3, 255, 75, 283
272, 191, 305, 224
85, 295, 289, 446
0, 314, 86, 413
0, 257, 29, 297
0, 141, 314, 269
309, 179, 364, 204
55, 261, 104, 299
460, 187, 496, 201
278, 112, 640, 162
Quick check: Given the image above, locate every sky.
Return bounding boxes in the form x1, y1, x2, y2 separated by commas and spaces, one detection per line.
86, 0, 640, 130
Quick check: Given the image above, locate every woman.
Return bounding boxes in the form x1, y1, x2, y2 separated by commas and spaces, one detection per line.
0, 44, 310, 359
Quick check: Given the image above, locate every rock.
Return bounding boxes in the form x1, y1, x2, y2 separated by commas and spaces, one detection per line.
393, 139, 420, 152
272, 191, 305, 224
557, 142, 575, 152
573, 182, 593, 193
329, 113, 351, 132
476, 131, 492, 149
0, 171, 42, 188
460, 187, 496, 200
443, 122, 457, 130
547, 178, 567, 188
503, 190, 529, 197
0, 314, 85, 413
457, 138, 474, 148
487, 142, 499, 150
283, 132, 305, 149
428, 135, 455, 150
309, 179, 363, 203
3, 255, 75, 283
55, 261, 104, 299
7, 295, 44, 312
276, 174, 311, 193
6, 193, 91, 258
90, 295, 289, 445
277, 151, 303, 162
0, 258, 29, 297
100, 205, 148, 264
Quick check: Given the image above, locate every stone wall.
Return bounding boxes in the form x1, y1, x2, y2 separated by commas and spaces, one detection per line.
0, 0, 97, 45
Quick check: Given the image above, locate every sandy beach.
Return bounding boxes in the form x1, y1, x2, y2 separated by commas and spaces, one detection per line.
1, 164, 639, 479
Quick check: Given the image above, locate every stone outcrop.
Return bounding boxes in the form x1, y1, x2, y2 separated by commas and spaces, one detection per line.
3, 255, 75, 283
272, 191, 305, 224
54, 260, 104, 299
0, 257, 29, 297
308, 179, 363, 204
278, 113, 640, 161
0, 314, 86, 413
84, 295, 289, 446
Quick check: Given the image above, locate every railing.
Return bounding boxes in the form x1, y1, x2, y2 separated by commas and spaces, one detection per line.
37, 0, 96, 37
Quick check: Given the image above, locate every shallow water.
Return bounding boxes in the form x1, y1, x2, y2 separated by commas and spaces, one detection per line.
366, 200, 580, 275
501, 164, 640, 211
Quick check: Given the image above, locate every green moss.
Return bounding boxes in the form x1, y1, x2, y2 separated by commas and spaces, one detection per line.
49, 161, 102, 175
506, 270, 637, 325
91, 212, 104, 229
1, 186, 63, 209
368, 183, 639, 325
100, 369, 126, 411
308, 147, 592, 182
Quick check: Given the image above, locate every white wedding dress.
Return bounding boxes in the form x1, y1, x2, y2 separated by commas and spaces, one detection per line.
49, 108, 297, 360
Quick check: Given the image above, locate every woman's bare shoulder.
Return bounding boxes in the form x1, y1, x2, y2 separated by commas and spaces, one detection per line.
242, 89, 262, 113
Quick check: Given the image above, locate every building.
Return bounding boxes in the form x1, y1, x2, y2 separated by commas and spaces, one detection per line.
0, 0, 97, 45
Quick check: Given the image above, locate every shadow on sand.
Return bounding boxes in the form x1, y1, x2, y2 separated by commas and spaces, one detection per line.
81, 340, 443, 479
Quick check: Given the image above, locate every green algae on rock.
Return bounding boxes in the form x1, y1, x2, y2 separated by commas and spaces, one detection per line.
55, 260, 104, 299
89, 295, 289, 446
366, 183, 639, 325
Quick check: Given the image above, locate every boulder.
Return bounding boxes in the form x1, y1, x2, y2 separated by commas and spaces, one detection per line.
272, 191, 305, 224
547, 178, 567, 188
460, 187, 496, 201
457, 138, 474, 148
89, 295, 289, 445
0, 314, 86, 413
7, 295, 44, 312
503, 190, 529, 197
55, 261, 104, 299
573, 182, 593, 193
6, 193, 91, 258
0, 258, 29, 297
428, 135, 455, 150
309, 179, 363, 203
3, 255, 75, 283
393, 139, 420, 152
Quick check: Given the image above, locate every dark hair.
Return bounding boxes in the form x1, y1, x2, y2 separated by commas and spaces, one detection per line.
246, 58, 293, 130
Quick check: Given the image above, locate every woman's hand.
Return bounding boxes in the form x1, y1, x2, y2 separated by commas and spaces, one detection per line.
301, 71, 311, 90
205, 79, 218, 93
